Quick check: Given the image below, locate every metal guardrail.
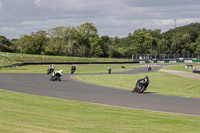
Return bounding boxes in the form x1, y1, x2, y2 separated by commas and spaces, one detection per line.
0, 61, 139, 68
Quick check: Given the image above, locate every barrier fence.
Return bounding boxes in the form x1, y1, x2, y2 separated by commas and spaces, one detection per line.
139, 60, 200, 64
132, 53, 200, 62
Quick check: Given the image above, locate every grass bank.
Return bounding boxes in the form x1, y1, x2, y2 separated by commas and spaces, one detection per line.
1, 90, 200, 133
0, 52, 131, 66
0, 64, 140, 74
163, 64, 193, 72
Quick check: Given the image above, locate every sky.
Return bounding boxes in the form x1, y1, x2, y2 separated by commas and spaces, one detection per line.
1, 0, 200, 39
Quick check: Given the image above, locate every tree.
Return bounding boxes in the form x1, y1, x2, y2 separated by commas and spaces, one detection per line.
47, 26, 65, 55
148, 29, 162, 53
63, 27, 79, 56
99, 36, 111, 57
0, 35, 14, 52
157, 38, 169, 54
89, 36, 104, 57
18, 35, 34, 54
194, 36, 200, 54
77, 22, 99, 57
132, 29, 153, 54
0, 35, 11, 46
31, 30, 49, 54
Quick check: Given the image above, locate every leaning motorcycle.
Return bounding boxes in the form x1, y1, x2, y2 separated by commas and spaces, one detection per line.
47, 68, 54, 75
135, 81, 147, 93
147, 66, 152, 71
50, 73, 62, 81
132, 79, 149, 93
71, 66, 76, 74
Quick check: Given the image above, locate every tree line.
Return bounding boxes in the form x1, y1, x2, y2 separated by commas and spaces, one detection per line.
1, 22, 200, 58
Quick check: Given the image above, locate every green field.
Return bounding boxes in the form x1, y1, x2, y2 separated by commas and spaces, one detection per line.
73, 71, 200, 98
1, 90, 200, 133
0, 64, 140, 74
1, 63, 200, 132
164, 64, 193, 72
0, 52, 131, 66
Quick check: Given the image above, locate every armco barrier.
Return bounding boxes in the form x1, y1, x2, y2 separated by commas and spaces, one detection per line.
0, 61, 139, 68
145, 61, 150, 63
20, 61, 139, 65
137, 59, 200, 64
184, 60, 193, 63
176, 60, 184, 63
0, 64, 14, 68
169, 61, 177, 63
193, 60, 200, 62
154, 61, 157, 63
164, 60, 169, 63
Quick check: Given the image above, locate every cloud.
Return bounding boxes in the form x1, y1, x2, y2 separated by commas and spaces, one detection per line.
1, 0, 200, 38
125, 0, 200, 7
154, 18, 200, 27
0, 1, 2, 8
0, 26, 22, 38
33, 0, 41, 7
1, 27, 17, 32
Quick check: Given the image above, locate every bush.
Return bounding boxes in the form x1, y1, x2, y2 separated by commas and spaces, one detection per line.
0, 43, 14, 52
44, 49, 56, 55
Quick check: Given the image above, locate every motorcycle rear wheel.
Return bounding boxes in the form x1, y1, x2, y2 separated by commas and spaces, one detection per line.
135, 83, 146, 93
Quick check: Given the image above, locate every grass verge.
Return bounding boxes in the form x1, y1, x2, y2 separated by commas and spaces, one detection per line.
0, 52, 131, 66
1, 90, 200, 133
0, 64, 140, 74
163, 64, 193, 72
73, 71, 200, 98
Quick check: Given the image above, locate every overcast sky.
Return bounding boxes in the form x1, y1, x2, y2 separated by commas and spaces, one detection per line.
1, 0, 200, 39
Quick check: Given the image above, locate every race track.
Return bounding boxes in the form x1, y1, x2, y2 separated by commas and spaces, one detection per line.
1, 66, 200, 116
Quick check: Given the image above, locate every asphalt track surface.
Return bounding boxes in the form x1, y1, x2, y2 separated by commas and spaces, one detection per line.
1, 66, 200, 116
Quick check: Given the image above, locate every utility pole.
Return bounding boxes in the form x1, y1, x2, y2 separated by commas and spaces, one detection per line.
174, 19, 177, 57
174, 19, 177, 28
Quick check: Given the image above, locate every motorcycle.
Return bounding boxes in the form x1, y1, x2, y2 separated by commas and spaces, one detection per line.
50, 70, 63, 81
108, 69, 111, 74
132, 77, 149, 93
47, 68, 54, 75
147, 66, 152, 71
121, 65, 125, 68
134, 80, 147, 93
108, 67, 111, 74
71, 66, 76, 74
50, 72, 62, 81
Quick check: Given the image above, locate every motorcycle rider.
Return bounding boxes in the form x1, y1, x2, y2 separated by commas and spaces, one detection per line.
121, 64, 125, 68
50, 70, 63, 81
147, 65, 152, 71
47, 64, 55, 74
132, 76, 149, 93
71, 65, 76, 74
108, 67, 111, 74
49, 64, 55, 70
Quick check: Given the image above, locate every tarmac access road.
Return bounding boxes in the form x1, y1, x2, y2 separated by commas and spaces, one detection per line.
0, 66, 200, 116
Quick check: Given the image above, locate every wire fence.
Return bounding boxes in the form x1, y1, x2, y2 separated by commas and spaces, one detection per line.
132, 54, 200, 61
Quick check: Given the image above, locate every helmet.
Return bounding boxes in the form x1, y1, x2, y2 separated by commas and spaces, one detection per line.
145, 76, 148, 79
60, 70, 63, 73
